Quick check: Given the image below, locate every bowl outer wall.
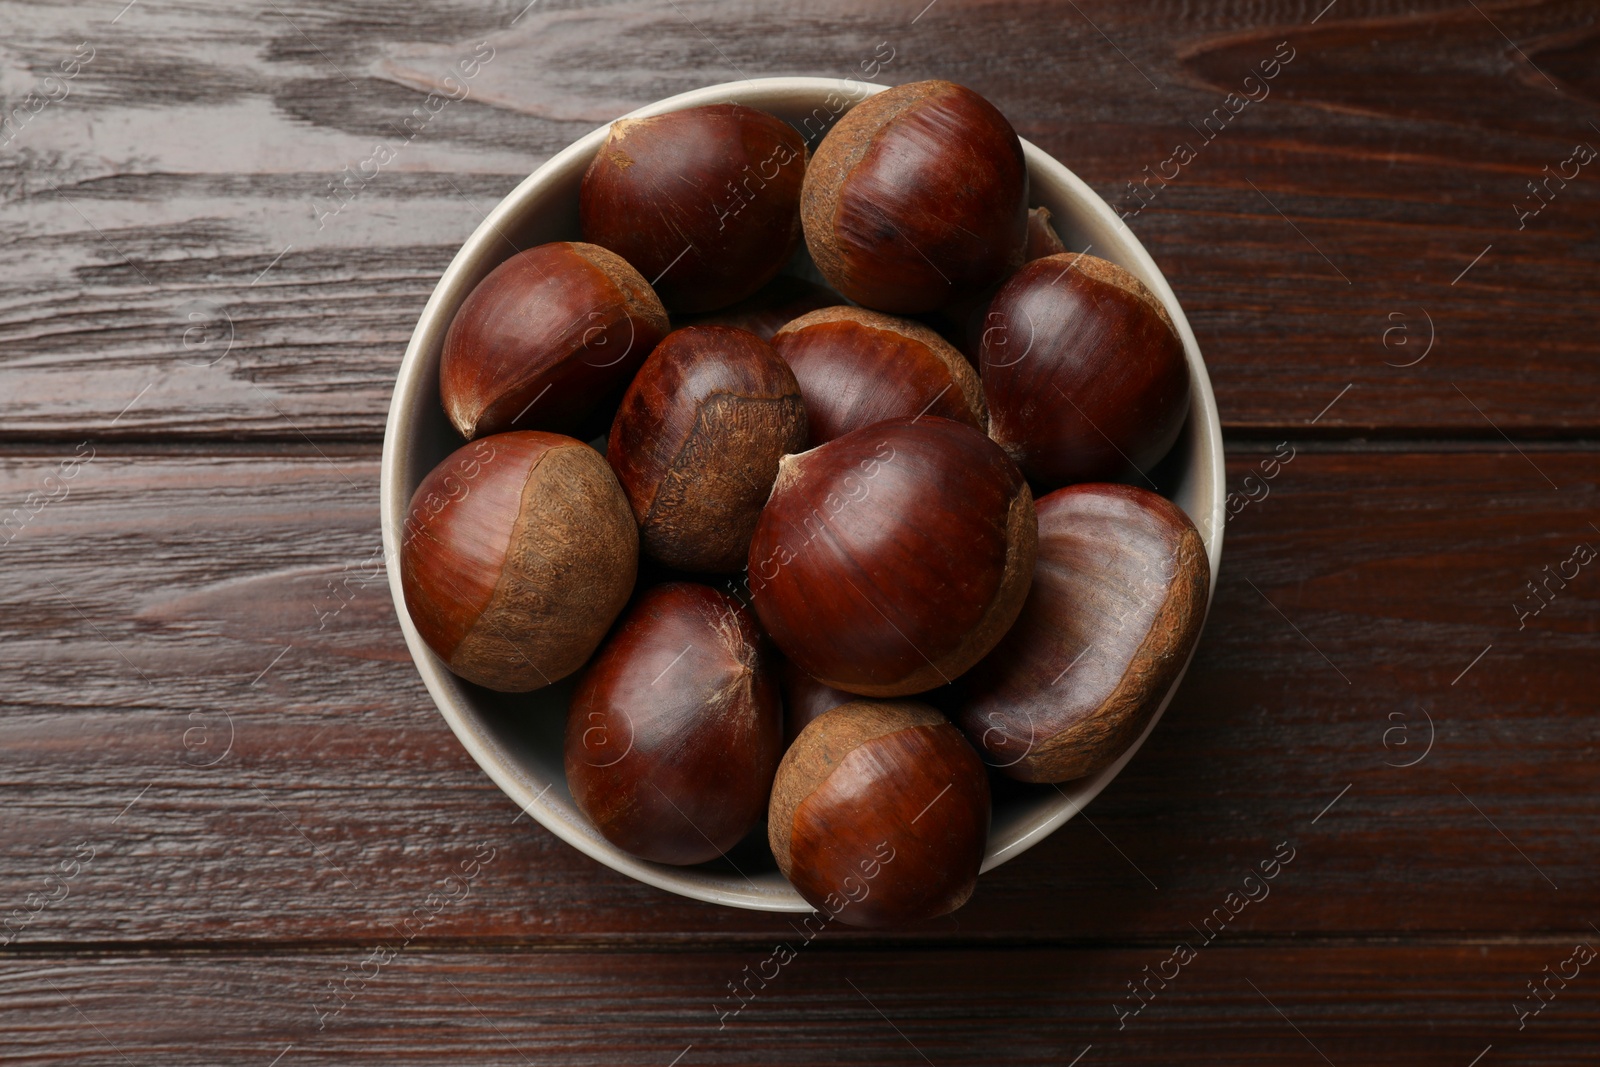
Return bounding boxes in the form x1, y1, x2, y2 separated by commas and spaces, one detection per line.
380, 76, 1226, 912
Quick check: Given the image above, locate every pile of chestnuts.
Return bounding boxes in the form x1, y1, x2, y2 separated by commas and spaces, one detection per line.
401, 80, 1209, 928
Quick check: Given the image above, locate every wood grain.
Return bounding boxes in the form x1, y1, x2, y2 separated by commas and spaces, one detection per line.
2, 1, 1598, 1058
0, 448, 1593, 945
6, 945, 1599, 1065
0, 0, 1595, 439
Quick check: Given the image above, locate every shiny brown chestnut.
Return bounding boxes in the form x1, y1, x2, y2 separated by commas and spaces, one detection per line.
580, 103, 808, 313
981, 252, 1190, 487
566, 583, 781, 865
747, 416, 1037, 697
399, 432, 638, 692
953, 484, 1208, 782
772, 306, 986, 445
769, 700, 990, 927
608, 326, 807, 573
440, 242, 669, 439
802, 80, 1027, 314
779, 657, 853, 747
677, 275, 840, 341
923, 206, 1071, 364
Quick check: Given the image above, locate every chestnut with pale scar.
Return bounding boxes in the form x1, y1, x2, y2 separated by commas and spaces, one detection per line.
952, 483, 1208, 783
440, 241, 668, 439
400, 431, 638, 693
769, 700, 990, 927
773, 305, 986, 446
748, 416, 1037, 698
608, 325, 807, 574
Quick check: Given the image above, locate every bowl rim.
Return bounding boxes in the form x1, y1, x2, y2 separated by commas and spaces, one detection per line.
381, 75, 1226, 912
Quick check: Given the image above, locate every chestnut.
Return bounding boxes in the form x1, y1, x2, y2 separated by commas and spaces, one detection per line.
922, 206, 1073, 365
953, 484, 1208, 782
399, 432, 638, 692
769, 700, 990, 927
678, 275, 840, 341
779, 657, 853, 747
608, 326, 807, 573
440, 242, 669, 439
565, 582, 782, 865
1026, 205, 1067, 260
981, 252, 1190, 487
802, 80, 1027, 314
747, 416, 1037, 697
772, 306, 986, 445
580, 103, 808, 313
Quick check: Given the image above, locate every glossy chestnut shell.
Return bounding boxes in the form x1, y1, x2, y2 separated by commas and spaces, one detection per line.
772, 306, 986, 445
747, 416, 1037, 697
981, 252, 1190, 487
566, 582, 782, 865
580, 103, 808, 313
802, 80, 1027, 314
608, 326, 807, 573
399, 432, 638, 692
952, 483, 1209, 782
439, 242, 669, 439
769, 700, 991, 927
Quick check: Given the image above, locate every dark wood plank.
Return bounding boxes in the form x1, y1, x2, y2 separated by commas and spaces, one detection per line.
0, 446, 1594, 944
7, 944, 1600, 1065
1, 0, 1596, 439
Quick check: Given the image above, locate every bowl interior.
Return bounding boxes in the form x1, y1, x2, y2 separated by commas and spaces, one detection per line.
381, 77, 1225, 912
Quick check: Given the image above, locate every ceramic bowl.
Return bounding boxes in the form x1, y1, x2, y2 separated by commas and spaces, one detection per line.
381, 76, 1225, 912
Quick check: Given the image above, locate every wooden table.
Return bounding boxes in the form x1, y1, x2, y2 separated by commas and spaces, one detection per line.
3, 0, 1596, 1062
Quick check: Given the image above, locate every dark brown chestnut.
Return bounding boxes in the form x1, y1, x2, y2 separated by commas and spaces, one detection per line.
608, 326, 807, 573
440, 241, 669, 439
772, 306, 986, 445
981, 252, 1190, 487
780, 657, 853, 747
399, 432, 638, 692
802, 80, 1027, 314
747, 416, 1037, 697
566, 583, 781, 865
769, 700, 990, 927
953, 484, 1209, 782
677, 275, 840, 341
580, 103, 808, 313
922, 205, 1073, 365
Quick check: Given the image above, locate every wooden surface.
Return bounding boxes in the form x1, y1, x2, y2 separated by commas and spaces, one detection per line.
1, 0, 1596, 1063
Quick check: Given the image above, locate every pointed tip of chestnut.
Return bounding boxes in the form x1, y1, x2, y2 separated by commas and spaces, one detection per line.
772, 305, 986, 445
399, 431, 639, 692
748, 416, 1036, 697
952, 483, 1209, 782
802, 80, 1027, 314
981, 252, 1189, 487
440, 242, 669, 440
769, 699, 990, 927
581, 103, 808, 313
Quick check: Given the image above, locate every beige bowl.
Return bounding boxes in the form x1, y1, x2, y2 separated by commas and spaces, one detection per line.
381, 77, 1225, 912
